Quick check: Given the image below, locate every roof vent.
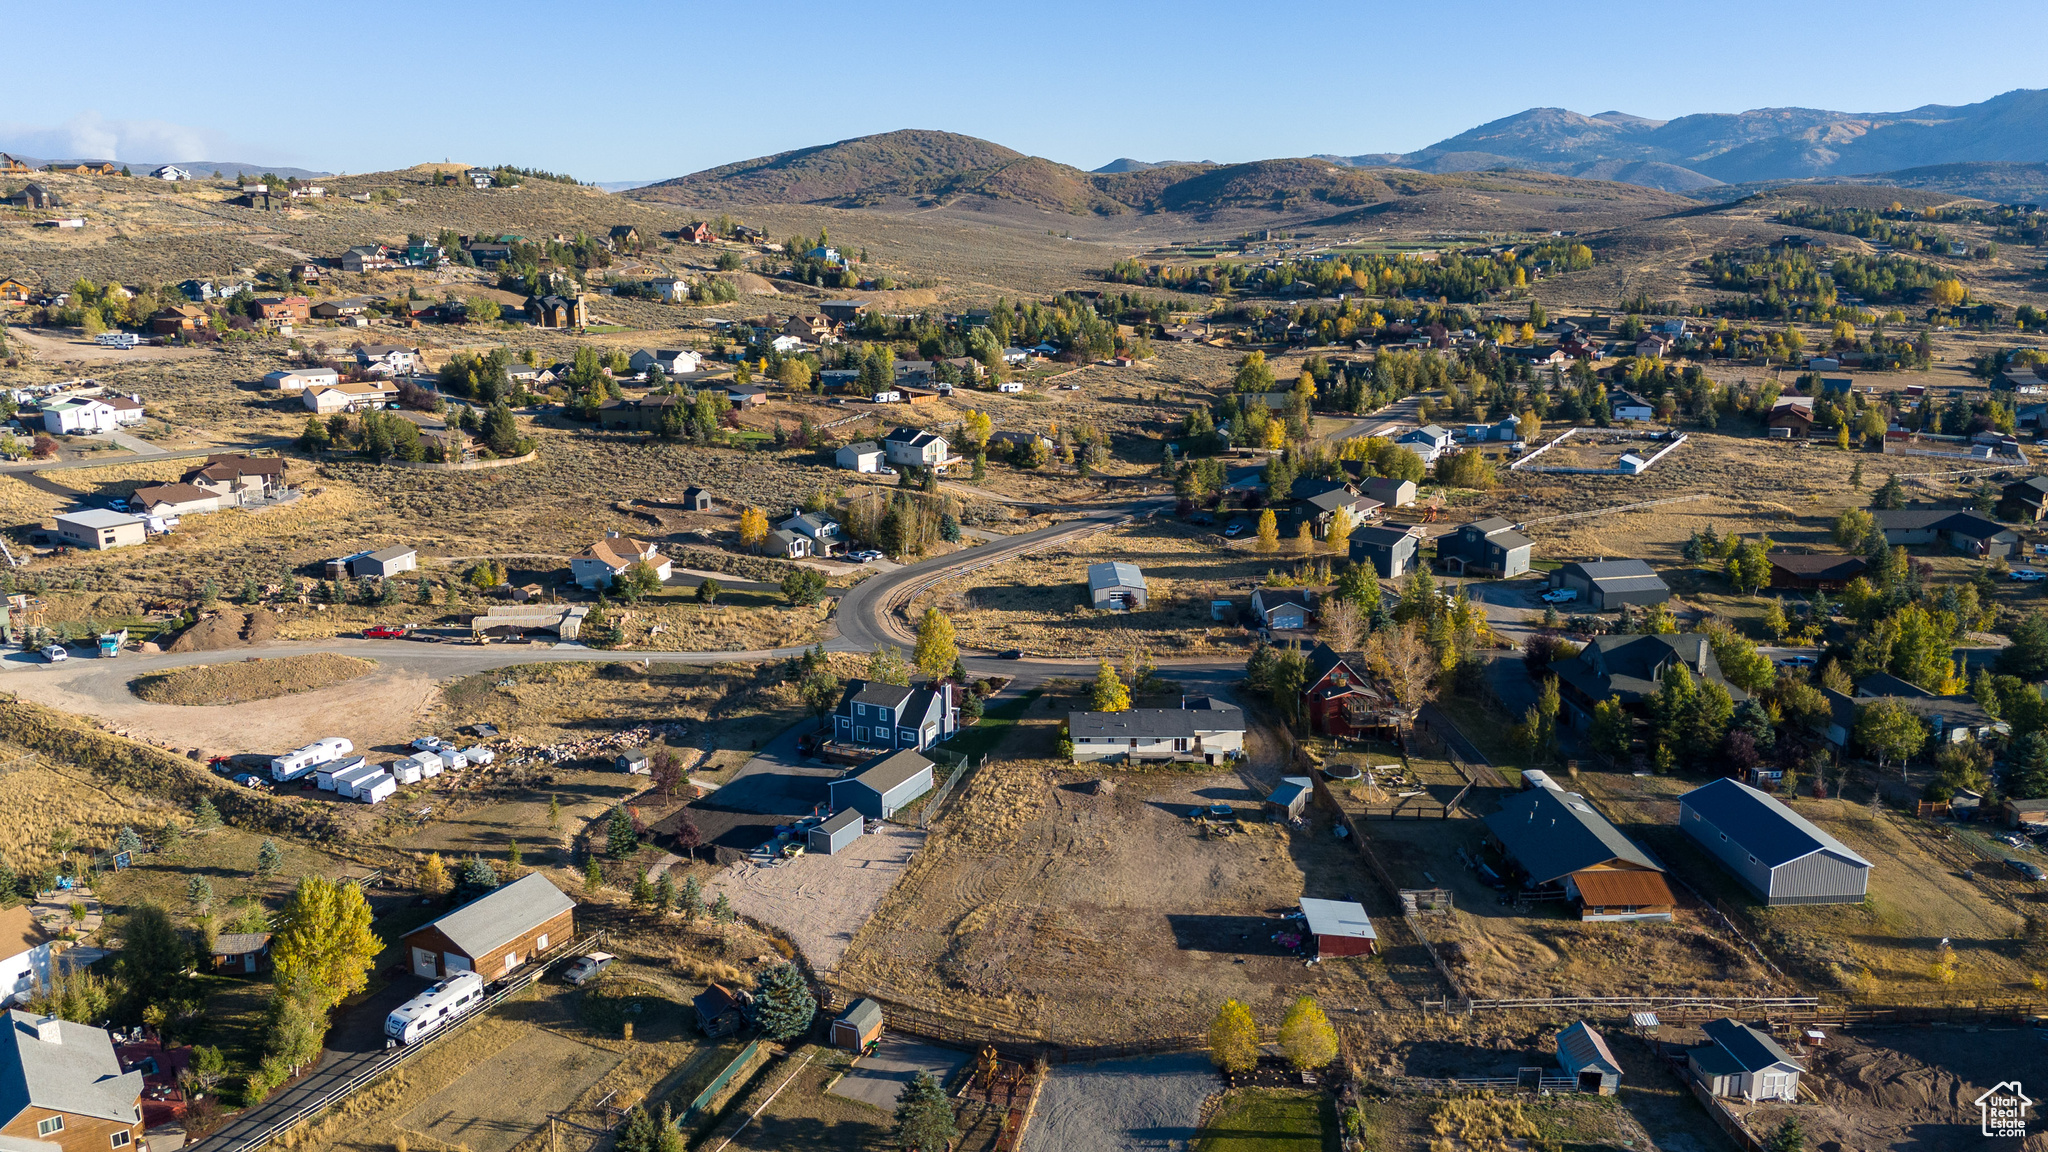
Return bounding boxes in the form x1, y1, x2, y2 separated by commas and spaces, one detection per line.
606, 530, 620, 539
33, 1015, 61, 1043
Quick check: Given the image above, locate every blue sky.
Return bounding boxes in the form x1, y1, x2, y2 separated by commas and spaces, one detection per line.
3, 0, 2045, 180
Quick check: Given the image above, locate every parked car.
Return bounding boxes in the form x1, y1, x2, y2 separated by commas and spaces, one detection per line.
363, 624, 409, 639
2011, 569, 2046, 583
1224, 521, 1246, 538
997, 649, 1024, 660
562, 952, 615, 986
40, 644, 66, 663
1187, 513, 1215, 526
2004, 858, 2047, 882
232, 773, 267, 789
410, 735, 446, 752
1776, 654, 1817, 668
852, 550, 883, 563
1539, 588, 1578, 604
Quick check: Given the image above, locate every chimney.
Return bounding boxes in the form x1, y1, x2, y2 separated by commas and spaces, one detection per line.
34, 1015, 61, 1043
606, 530, 620, 539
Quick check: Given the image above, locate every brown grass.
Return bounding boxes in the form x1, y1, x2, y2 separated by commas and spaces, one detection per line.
132, 653, 376, 706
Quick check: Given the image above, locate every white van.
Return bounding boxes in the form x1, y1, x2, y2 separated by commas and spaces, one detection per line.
384, 972, 485, 1045
357, 771, 397, 804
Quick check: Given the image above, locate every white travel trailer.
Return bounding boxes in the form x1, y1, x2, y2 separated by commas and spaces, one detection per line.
274, 737, 356, 782
314, 755, 368, 790
436, 748, 468, 771
391, 757, 424, 785
384, 971, 486, 1045
357, 771, 398, 804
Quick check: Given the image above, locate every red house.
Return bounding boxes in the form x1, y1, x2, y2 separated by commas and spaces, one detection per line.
679, 222, 713, 243
1301, 643, 1395, 738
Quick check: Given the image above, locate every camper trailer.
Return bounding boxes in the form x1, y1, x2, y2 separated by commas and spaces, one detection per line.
275, 736, 356, 782
314, 755, 368, 790
331, 761, 384, 798
384, 971, 486, 1045
357, 771, 398, 804
391, 757, 424, 785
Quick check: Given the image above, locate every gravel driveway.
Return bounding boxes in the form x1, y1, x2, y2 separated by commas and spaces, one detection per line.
707, 823, 924, 974
1022, 1053, 1219, 1152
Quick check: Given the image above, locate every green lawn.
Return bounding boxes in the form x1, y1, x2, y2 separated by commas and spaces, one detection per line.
1194, 1090, 1337, 1152
939, 688, 1041, 762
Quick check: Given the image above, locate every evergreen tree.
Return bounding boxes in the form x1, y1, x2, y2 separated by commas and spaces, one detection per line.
891, 1072, 958, 1152
255, 838, 283, 876
585, 857, 605, 892
607, 805, 639, 856
751, 962, 816, 1040
679, 874, 704, 920
459, 855, 499, 892
1871, 472, 1906, 510
654, 870, 675, 913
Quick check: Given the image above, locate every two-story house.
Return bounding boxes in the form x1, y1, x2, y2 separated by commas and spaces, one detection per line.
352, 343, 418, 376
778, 512, 845, 556
1550, 633, 1747, 727
183, 454, 286, 501
570, 533, 671, 590
1396, 424, 1455, 464
628, 348, 703, 377
830, 679, 957, 755
881, 427, 950, 472
0, 1011, 144, 1152
340, 244, 394, 273
1436, 517, 1533, 577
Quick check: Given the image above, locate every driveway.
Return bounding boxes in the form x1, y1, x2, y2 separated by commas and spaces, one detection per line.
826, 1036, 968, 1110
1021, 1053, 1219, 1152
660, 722, 840, 858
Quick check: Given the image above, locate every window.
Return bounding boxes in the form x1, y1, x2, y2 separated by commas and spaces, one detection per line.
1174, 738, 1189, 752
855, 726, 868, 743
38, 1118, 64, 1137
111, 1132, 131, 1149
537, 934, 548, 950
856, 704, 866, 717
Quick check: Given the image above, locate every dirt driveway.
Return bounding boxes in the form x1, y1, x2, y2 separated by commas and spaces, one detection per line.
1021, 1053, 1219, 1152
6, 325, 214, 365
708, 824, 924, 975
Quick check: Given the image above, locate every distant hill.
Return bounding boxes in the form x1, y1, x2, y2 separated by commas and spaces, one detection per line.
1317, 89, 2048, 195
1694, 161, 2048, 205
626, 129, 1687, 219
0, 154, 330, 180
1092, 158, 1208, 173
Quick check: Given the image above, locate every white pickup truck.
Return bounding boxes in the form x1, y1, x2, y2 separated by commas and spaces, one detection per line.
1539, 587, 1579, 604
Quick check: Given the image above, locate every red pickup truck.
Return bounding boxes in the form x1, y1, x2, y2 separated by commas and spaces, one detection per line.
362, 624, 410, 639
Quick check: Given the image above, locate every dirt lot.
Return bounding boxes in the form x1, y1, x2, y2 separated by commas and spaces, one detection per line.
131, 652, 374, 705
1023, 1053, 1219, 1152
707, 824, 924, 976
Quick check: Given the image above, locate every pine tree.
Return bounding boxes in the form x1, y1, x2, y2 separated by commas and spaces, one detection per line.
585, 857, 604, 892
891, 1072, 958, 1152
631, 874, 654, 906
194, 794, 221, 831
548, 795, 563, 831
607, 805, 639, 856
654, 870, 675, 913
186, 875, 214, 909
679, 875, 704, 920
1278, 996, 1338, 1070
1207, 999, 1260, 1072
751, 962, 816, 1040
505, 839, 522, 870
255, 838, 283, 876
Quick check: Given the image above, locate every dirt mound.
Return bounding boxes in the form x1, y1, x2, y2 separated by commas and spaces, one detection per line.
133, 654, 376, 706
164, 609, 280, 652
732, 272, 781, 296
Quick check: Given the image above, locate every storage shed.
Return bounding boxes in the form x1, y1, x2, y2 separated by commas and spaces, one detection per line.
831, 997, 885, 1051
680, 487, 715, 512
1087, 561, 1147, 610
1298, 897, 1377, 958
1266, 776, 1313, 821
403, 873, 576, 980
829, 750, 935, 820
1555, 1021, 1621, 1095
1550, 560, 1670, 610
211, 932, 272, 975
1678, 778, 1871, 905
350, 546, 417, 578
808, 808, 865, 855
54, 509, 146, 551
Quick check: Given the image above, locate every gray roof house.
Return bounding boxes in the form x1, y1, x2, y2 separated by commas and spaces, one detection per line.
830, 679, 956, 755
1483, 787, 1674, 921
1069, 697, 1245, 765
1358, 476, 1417, 508
1549, 559, 1670, 610
836, 440, 886, 472
1679, 779, 1872, 906
1555, 1021, 1621, 1095
1436, 517, 1532, 578
1249, 587, 1313, 632
1351, 524, 1421, 579
829, 749, 935, 820
1087, 561, 1147, 610
0, 1011, 143, 1147
1873, 509, 2019, 559
1397, 424, 1455, 463
1551, 632, 1746, 722
1688, 1018, 1804, 1102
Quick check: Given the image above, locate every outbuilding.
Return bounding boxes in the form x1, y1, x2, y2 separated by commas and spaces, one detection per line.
210, 931, 272, 975
808, 808, 865, 855
1549, 559, 1670, 611
402, 872, 576, 980
836, 441, 885, 473
1678, 778, 1871, 905
1688, 1018, 1805, 1102
1266, 776, 1312, 821
1298, 897, 1377, 958
831, 997, 885, 1051
350, 545, 417, 578
54, 509, 146, 550
1087, 561, 1147, 610
829, 749, 935, 820
1555, 1021, 1621, 1095
680, 486, 715, 512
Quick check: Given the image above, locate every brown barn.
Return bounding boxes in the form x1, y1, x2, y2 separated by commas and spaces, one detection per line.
402, 873, 575, 980
0, 1012, 143, 1152
1299, 898, 1377, 958
1766, 552, 1867, 591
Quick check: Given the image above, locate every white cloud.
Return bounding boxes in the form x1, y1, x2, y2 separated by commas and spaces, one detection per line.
0, 111, 242, 162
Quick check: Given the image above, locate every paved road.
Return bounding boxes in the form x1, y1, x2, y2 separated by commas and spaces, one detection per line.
0, 439, 290, 476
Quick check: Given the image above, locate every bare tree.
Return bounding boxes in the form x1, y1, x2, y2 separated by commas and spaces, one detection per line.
1364, 621, 1438, 721
1319, 600, 1363, 653
649, 748, 683, 805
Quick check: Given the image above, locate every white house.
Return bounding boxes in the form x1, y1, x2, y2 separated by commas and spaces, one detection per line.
836, 441, 886, 473
570, 533, 670, 590
1611, 390, 1655, 422
1068, 697, 1246, 765
54, 509, 146, 550
882, 427, 950, 470
265, 367, 340, 393
104, 395, 144, 426
150, 165, 192, 181
0, 906, 53, 1006
127, 483, 224, 517
761, 528, 813, 559
41, 397, 119, 435
1249, 588, 1314, 631
770, 335, 805, 354
629, 348, 702, 376
303, 380, 397, 414
1396, 424, 1455, 464
778, 512, 844, 555
650, 277, 689, 303
353, 343, 419, 375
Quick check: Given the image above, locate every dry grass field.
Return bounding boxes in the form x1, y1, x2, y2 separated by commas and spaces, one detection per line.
131, 653, 375, 705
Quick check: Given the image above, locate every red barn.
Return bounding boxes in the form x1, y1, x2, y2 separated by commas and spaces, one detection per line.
1300, 898, 1376, 958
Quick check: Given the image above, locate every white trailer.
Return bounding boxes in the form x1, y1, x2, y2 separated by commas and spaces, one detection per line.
357, 771, 397, 804
276, 737, 356, 782
436, 748, 468, 771
384, 971, 485, 1045
391, 757, 424, 785
332, 761, 383, 798
462, 746, 495, 766
309, 754, 366, 789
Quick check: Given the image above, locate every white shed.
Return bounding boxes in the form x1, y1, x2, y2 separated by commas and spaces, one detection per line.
836, 441, 885, 472
1087, 561, 1147, 610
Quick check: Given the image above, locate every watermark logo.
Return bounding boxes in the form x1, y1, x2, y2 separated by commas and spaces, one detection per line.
1975, 1081, 2032, 1139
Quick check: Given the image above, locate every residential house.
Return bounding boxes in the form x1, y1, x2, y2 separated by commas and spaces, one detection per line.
725, 384, 768, 407
1086, 561, 1147, 610
606, 225, 640, 250
1679, 778, 1872, 906
353, 343, 419, 375
988, 430, 1051, 456
340, 245, 394, 273
596, 394, 685, 432
1555, 1022, 1622, 1095
1291, 478, 1381, 537
41, 397, 120, 435
829, 680, 957, 755
53, 510, 145, 550
0, 906, 52, 1006
0, 154, 32, 174
1872, 509, 2019, 559
783, 315, 833, 342
677, 222, 713, 244
210, 932, 272, 975
422, 428, 475, 462
1548, 559, 1670, 610
649, 277, 689, 303
760, 529, 812, 559
1765, 552, 1866, 591
836, 441, 885, 472
126, 483, 223, 517
1998, 476, 2048, 522
0, 183, 58, 209
466, 242, 514, 268
693, 984, 752, 1038
402, 873, 575, 980
1483, 787, 1675, 921
570, 533, 670, 590
465, 168, 494, 189
1248, 587, 1313, 632
1610, 390, 1654, 422
309, 299, 368, 320
818, 300, 868, 324
184, 454, 286, 500
778, 512, 845, 556
0, 1011, 145, 1152
0, 278, 31, 305
401, 242, 443, 268
1350, 523, 1422, 579
1299, 643, 1395, 738
629, 348, 703, 377
252, 295, 310, 325
528, 294, 588, 328
2002, 797, 2048, 832
302, 380, 398, 413
104, 394, 143, 428
349, 546, 417, 578
1815, 376, 1853, 398
1358, 476, 1417, 508
1067, 697, 1246, 765
769, 335, 805, 354
1551, 633, 1746, 726
1767, 397, 1815, 439
1437, 516, 1533, 577
830, 750, 935, 820
1687, 1019, 1804, 1102
1634, 332, 1675, 359
881, 427, 950, 471
1818, 680, 2000, 750
1396, 424, 1454, 463
1297, 898, 1377, 959
151, 303, 209, 334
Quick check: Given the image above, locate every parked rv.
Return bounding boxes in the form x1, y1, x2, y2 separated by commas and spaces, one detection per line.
384, 971, 486, 1045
